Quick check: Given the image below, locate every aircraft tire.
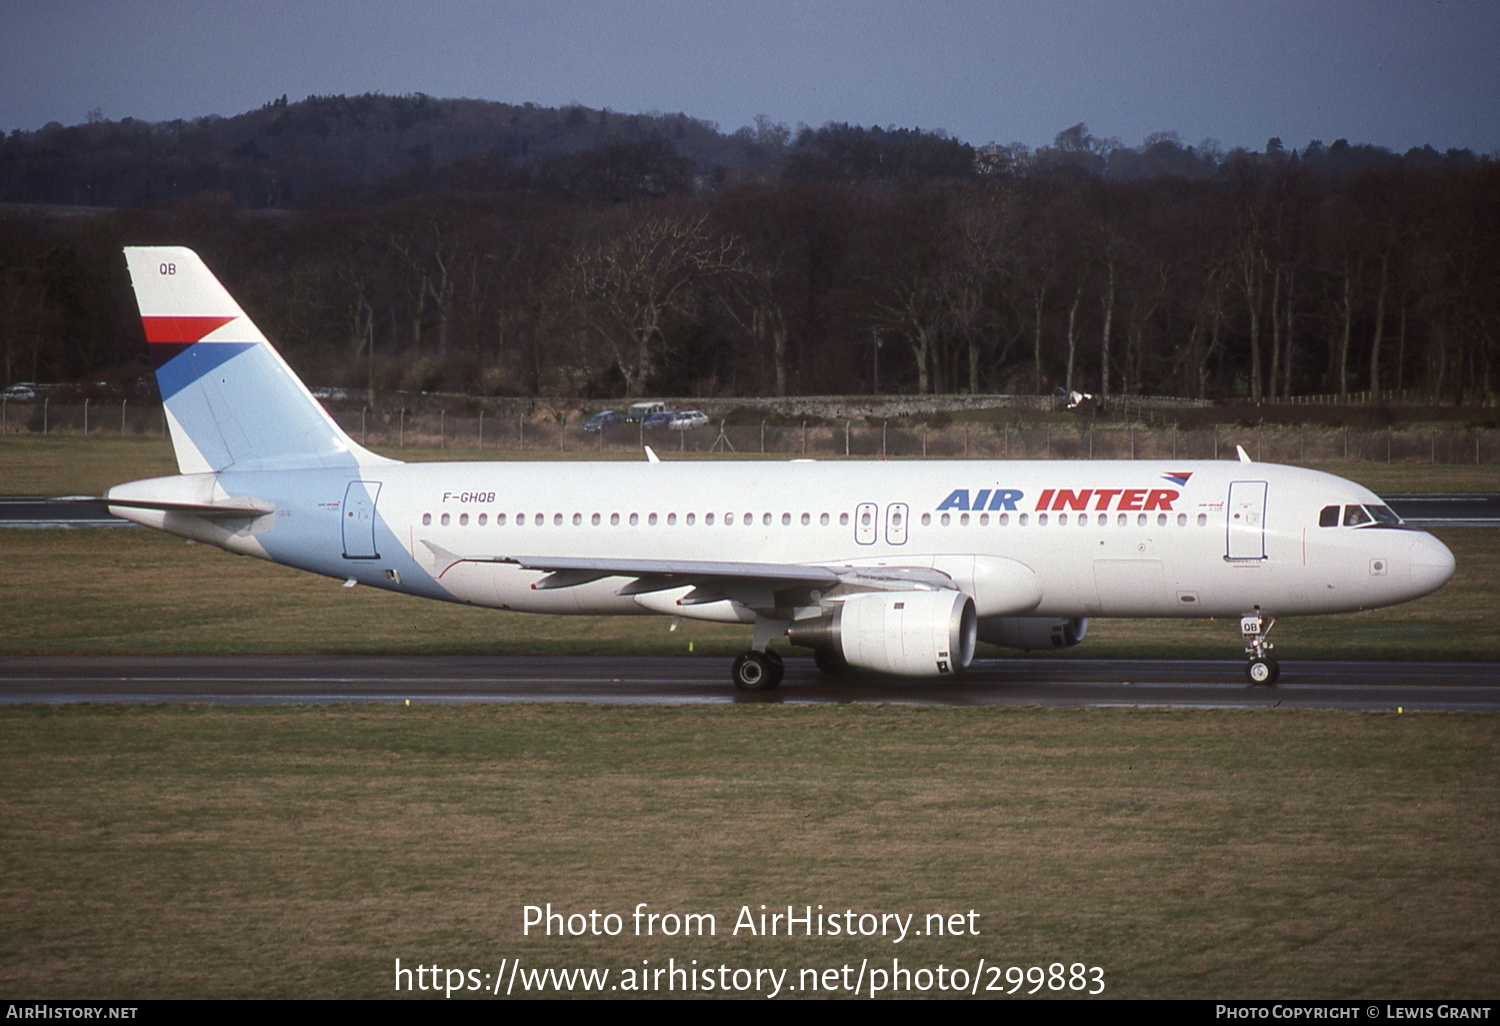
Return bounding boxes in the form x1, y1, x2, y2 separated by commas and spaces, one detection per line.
732, 652, 780, 691
1246, 657, 1280, 685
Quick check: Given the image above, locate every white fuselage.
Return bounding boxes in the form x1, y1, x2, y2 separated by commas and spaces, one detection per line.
110, 457, 1456, 624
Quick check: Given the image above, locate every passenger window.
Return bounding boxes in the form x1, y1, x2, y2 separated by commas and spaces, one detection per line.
591, 513, 601, 526
459, 513, 469, 526
441, 513, 451, 526
921, 513, 931, 526
1319, 505, 1340, 527
422, 513, 432, 526
819, 513, 829, 526
479, 514, 488, 526
1344, 505, 1371, 527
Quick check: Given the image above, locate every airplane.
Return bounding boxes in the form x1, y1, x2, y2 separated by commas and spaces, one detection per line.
98, 247, 1455, 689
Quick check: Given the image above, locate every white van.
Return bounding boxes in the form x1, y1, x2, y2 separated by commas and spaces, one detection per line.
625, 401, 666, 422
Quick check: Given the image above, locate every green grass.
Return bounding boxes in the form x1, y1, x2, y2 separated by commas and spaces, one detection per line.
3, 434, 1498, 499
2, 437, 1496, 999
0, 704, 1494, 998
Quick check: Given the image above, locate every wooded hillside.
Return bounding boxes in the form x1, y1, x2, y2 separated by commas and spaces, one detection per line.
2, 95, 1495, 404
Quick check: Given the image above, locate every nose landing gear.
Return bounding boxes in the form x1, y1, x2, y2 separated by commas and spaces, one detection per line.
1241, 609, 1279, 685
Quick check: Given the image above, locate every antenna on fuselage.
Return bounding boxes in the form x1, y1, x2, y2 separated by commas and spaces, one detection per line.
1236, 445, 1253, 463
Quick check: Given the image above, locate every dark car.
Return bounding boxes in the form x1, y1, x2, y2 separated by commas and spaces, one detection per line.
583, 410, 622, 432
642, 410, 678, 429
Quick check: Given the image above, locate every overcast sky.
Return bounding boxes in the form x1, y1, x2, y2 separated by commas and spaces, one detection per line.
3, 0, 1497, 154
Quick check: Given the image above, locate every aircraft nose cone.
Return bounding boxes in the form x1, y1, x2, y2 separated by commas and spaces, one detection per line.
1409, 532, 1456, 596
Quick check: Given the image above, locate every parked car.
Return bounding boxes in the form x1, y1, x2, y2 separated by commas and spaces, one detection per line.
642, 410, 678, 429
2, 383, 36, 400
669, 410, 709, 430
583, 410, 622, 432
626, 401, 666, 422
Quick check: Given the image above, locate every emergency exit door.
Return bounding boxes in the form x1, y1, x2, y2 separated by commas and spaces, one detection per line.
1225, 480, 1267, 561
342, 480, 382, 559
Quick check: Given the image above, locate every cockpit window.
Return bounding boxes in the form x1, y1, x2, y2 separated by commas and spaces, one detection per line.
1319, 505, 1340, 527
1343, 505, 1372, 527
1366, 504, 1402, 525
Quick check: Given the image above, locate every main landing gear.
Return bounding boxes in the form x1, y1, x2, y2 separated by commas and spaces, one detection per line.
732, 649, 784, 691
732, 617, 790, 691
1241, 609, 1279, 685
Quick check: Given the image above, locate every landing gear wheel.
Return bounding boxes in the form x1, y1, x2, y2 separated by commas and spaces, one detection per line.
813, 646, 848, 676
1246, 657, 1280, 685
732, 651, 782, 691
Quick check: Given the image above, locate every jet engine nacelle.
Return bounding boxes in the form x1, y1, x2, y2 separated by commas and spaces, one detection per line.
977, 615, 1090, 651
789, 591, 977, 676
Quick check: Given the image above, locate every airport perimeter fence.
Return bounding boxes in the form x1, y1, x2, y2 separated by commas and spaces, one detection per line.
7, 396, 1500, 465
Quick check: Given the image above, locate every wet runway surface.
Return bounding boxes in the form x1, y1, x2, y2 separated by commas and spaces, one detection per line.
1, 655, 1495, 710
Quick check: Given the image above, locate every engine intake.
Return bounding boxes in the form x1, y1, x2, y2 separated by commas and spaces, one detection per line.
789, 591, 977, 676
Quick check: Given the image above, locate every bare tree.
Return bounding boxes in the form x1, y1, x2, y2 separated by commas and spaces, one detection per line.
569, 212, 744, 397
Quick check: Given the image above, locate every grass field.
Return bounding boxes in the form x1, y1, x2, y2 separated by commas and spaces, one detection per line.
4, 434, 1498, 497
1, 704, 1495, 999
1, 436, 1496, 999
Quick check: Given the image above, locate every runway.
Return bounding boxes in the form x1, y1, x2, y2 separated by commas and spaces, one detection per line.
1, 655, 1495, 710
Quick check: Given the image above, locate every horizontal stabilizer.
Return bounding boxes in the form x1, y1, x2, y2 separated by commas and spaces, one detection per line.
96, 495, 273, 517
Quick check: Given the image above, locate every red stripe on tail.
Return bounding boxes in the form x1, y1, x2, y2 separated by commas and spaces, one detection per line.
141, 315, 236, 344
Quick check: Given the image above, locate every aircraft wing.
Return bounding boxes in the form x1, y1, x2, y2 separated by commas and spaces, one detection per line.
508, 555, 956, 594
422, 543, 958, 605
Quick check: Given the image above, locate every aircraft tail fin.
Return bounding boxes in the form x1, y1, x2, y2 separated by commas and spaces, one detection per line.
123, 246, 394, 474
